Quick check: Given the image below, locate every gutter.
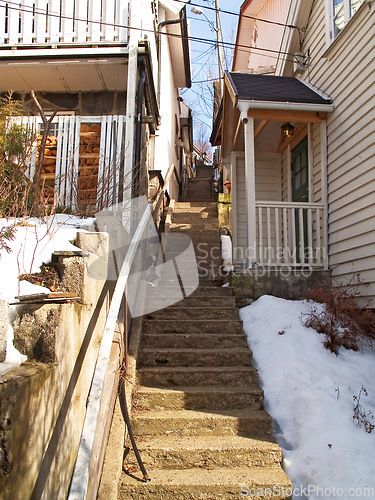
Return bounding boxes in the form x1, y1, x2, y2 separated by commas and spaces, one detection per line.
237, 99, 334, 114
157, 7, 187, 105
133, 62, 146, 198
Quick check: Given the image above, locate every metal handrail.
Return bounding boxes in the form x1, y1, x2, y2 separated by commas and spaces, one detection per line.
68, 204, 152, 499
68, 164, 178, 498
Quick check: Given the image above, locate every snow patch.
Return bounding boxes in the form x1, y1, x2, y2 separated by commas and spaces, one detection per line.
240, 295, 375, 499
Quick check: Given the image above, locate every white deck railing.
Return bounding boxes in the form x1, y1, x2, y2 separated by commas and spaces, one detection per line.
0, 0, 128, 46
255, 201, 326, 268
17, 114, 126, 210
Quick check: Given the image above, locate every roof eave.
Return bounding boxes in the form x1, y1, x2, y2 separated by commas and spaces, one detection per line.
237, 99, 334, 113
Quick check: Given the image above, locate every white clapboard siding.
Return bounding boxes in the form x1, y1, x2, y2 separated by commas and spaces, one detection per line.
300, 0, 375, 305
0, 0, 128, 45
247, 0, 290, 70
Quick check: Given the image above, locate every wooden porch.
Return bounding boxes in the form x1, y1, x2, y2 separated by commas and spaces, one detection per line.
213, 72, 334, 271
0, 0, 129, 47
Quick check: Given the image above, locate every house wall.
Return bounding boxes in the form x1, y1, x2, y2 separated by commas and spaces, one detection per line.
153, 6, 182, 201
233, 153, 282, 263
298, 0, 375, 305
247, 0, 291, 72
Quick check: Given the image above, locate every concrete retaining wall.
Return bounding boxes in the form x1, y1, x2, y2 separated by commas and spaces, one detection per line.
0, 232, 109, 500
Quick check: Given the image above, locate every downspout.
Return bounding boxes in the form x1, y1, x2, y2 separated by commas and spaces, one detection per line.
157, 9, 186, 106
133, 62, 146, 198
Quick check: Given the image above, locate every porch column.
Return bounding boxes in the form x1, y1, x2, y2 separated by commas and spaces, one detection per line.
320, 120, 329, 270
244, 116, 257, 268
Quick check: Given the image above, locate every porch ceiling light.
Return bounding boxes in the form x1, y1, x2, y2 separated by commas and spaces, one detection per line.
281, 122, 295, 138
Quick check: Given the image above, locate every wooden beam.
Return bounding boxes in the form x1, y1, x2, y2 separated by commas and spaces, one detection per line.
254, 120, 267, 139
232, 114, 242, 149
247, 109, 327, 123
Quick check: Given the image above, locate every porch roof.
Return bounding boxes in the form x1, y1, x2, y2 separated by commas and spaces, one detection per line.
227, 72, 332, 107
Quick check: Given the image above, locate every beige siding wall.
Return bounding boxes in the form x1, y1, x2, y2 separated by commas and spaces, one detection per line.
248, 0, 291, 71
299, 0, 375, 305
234, 153, 282, 263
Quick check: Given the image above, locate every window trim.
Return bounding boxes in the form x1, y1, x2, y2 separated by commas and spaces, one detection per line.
324, 0, 371, 52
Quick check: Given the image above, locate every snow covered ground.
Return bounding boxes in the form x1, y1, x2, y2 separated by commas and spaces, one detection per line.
240, 295, 375, 499
0, 215, 94, 375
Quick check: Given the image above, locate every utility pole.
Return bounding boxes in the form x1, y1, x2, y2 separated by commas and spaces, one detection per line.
214, 0, 225, 96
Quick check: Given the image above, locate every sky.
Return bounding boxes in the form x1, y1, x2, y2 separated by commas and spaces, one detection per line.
182, 0, 244, 145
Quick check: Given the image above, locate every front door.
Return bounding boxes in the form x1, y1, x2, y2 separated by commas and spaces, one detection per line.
292, 136, 309, 203
292, 136, 309, 261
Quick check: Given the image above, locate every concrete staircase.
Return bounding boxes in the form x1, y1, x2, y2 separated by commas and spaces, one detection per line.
118, 174, 291, 498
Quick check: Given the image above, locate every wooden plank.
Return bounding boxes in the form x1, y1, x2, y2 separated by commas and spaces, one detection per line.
275, 207, 280, 265
103, 0, 115, 42
266, 206, 271, 263
65, 116, 75, 206
35, 0, 48, 43
307, 209, 313, 264
75, 0, 88, 42
88, 0, 102, 42
22, 0, 35, 44
96, 116, 108, 209
59, 116, 70, 205
49, 0, 60, 43
61, 0, 74, 42
105, 116, 113, 206
298, 208, 304, 263
248, 109, 327, 123
0, 2, 6, 43
71, 116, 81, 210
118, 0, 128, 42
54, 116, 64, 206
115, 115, 125, 204
258, 206, 263, 265
254, 120, 268, 139
7, 0, 20, 45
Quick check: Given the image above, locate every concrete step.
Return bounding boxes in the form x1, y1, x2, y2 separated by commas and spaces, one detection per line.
145, 307, 239, 321
141, 332, 248, 349
124, 434, 281, 470
131, 408, 273, 438
141, 319, 244, 335
170, 296, 235, 308
119, 466, 291, 499
138, 347, 253, 368
172, 211, 211, 221
186, 285, 234, 297
133, 385, 263, 411
173, 202, 217, 212
137, 366, 260, 388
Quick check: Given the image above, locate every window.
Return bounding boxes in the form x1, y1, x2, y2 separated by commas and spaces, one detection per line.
328, 0, 367, 41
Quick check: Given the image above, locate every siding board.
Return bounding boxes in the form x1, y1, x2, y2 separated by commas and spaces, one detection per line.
299, 0, 375, 305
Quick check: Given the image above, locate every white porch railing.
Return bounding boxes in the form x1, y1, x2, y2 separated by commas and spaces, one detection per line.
255, 201, 326, 268
0, 0, 128, 46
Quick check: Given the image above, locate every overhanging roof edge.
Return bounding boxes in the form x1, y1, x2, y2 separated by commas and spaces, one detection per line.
237, 99, 334, 113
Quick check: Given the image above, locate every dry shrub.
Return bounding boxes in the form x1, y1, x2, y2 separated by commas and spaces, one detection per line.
303, 275, 375, 354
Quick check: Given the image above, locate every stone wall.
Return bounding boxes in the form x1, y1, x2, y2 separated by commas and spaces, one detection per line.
231, 270, 332, 308
0, 232, 109, 500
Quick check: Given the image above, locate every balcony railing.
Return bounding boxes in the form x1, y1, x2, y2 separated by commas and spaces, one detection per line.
255, 201, 327, 268
0, 0, 128, 46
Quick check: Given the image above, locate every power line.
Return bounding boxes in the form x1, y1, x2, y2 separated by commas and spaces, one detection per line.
176, 0, 302, 31
0, 0, 300, 62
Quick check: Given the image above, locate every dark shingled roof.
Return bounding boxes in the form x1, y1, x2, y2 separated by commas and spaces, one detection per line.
227, 72, 332, 105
